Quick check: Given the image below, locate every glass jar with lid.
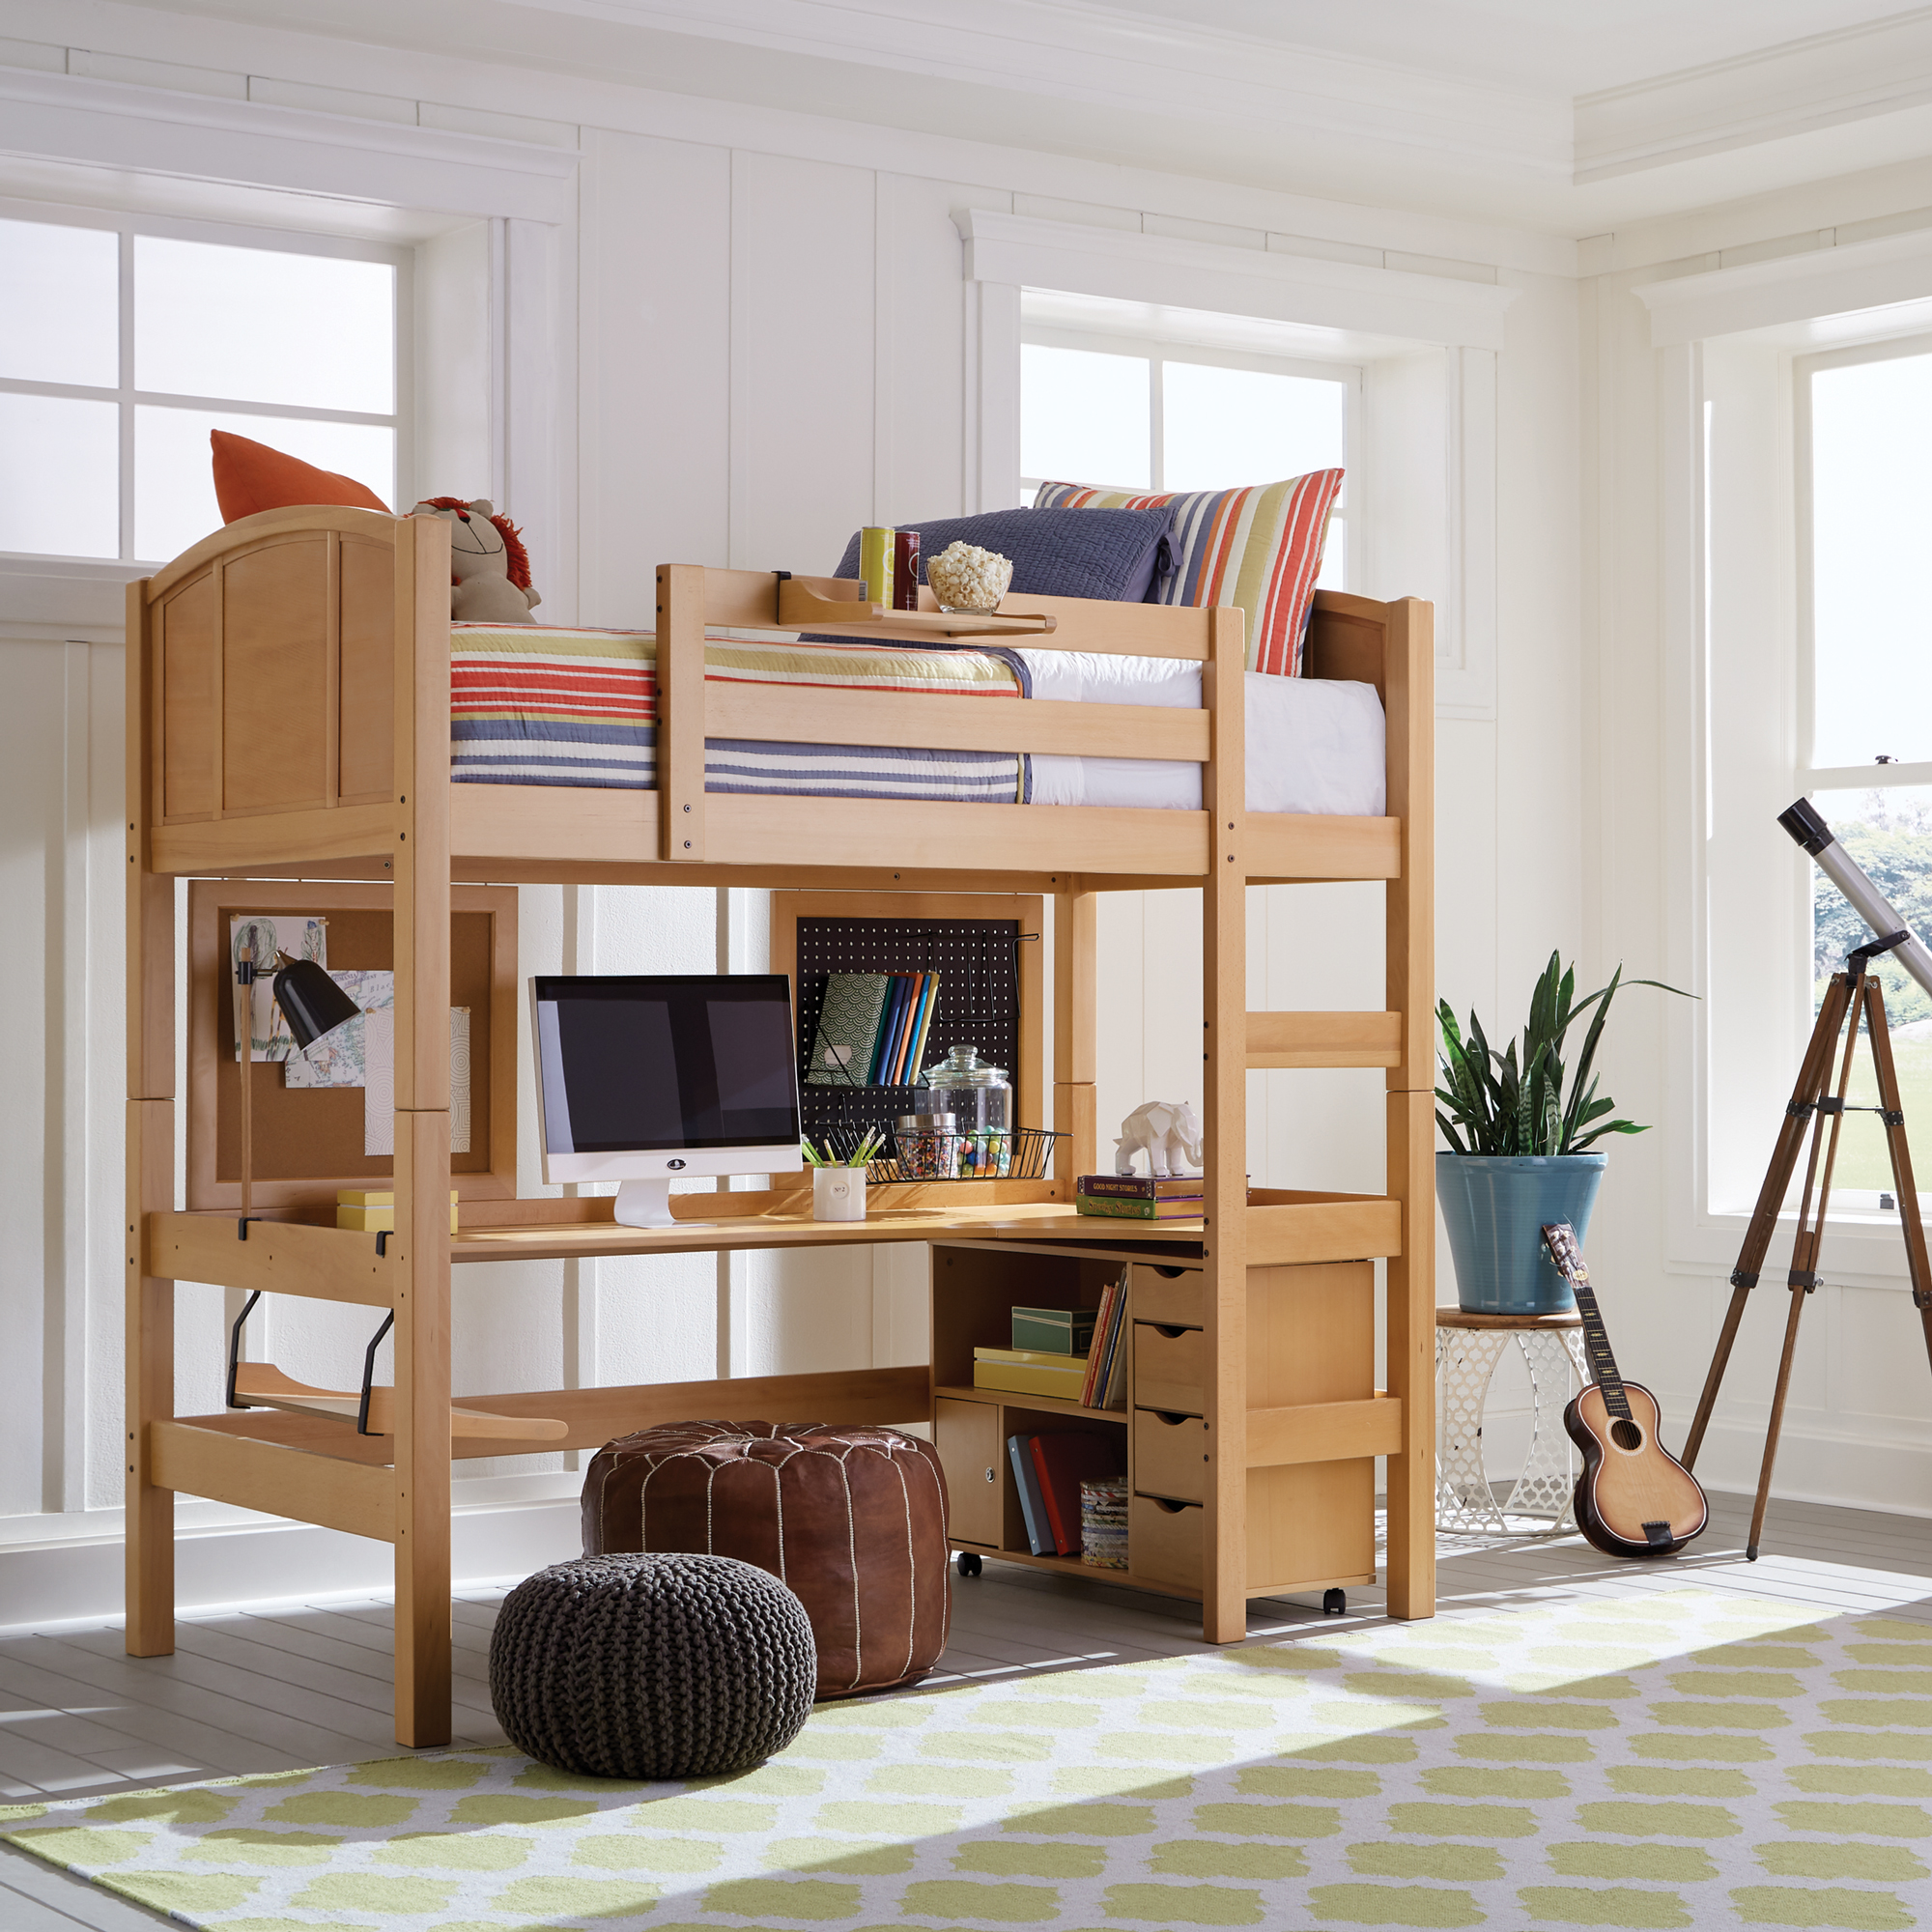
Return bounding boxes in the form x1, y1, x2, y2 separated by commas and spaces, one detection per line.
919, 1043, 1012, 1177
894, 1110, 954, 1180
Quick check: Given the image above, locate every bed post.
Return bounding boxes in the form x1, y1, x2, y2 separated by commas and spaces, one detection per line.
392, 515, 455, 1745
657, 564, 706, 865
1202, 605, 1249, 1643
1053, 878, 1097, 1183
1383, 596, 1436, 1621
126, 578, 177, 1660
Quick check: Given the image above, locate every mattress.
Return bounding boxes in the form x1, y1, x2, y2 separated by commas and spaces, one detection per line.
449, 624, 1384, 815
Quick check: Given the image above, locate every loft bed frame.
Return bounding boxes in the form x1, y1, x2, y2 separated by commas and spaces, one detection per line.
126, 506, 1436, 1746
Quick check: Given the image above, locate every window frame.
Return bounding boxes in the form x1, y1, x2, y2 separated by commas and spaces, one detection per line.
1789, 335, 1932, 1216
0, 196, 413, 568
1795, 332, 1932, 795
1017, 322, 1359, 590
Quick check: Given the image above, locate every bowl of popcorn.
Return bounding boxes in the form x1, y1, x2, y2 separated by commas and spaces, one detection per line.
925, 541, 1013, 614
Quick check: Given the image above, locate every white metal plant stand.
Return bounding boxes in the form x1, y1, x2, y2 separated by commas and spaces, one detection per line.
1435, 1309, 1589, 1536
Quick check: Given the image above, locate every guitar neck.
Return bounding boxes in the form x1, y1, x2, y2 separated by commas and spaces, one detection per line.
1566, 1272, 1632, 1418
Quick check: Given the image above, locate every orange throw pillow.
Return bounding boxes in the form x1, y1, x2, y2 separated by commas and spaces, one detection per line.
210, 430, 390, 523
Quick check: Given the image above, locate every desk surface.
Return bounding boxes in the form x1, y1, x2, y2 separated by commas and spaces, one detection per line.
451, 1203, 1206, 1264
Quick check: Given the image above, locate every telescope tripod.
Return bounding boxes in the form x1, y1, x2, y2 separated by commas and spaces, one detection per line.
1684, 934, 1932, 1557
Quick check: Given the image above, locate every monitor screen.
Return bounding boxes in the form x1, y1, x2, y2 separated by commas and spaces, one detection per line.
532, 975, 799, 1154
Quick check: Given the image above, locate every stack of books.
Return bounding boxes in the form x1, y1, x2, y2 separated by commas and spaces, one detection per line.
1079, 1270, 1131, 1410
337, 1188, 460, 1233
972, 1347, 1087, 1401
1075, 1174, 1205, 1220
1008, 1433, 1123, 1557
806, 971, 941, 1088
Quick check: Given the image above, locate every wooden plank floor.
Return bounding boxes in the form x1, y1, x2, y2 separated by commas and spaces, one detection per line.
2, 1488, 1926, 1929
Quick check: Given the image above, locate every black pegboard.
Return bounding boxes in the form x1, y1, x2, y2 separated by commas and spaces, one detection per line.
796, 916, 1025, 1146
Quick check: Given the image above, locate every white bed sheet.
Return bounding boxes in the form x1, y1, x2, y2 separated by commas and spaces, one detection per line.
1018, 650, 1386, 816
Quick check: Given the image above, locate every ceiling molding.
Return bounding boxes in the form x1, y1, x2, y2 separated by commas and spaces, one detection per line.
1633, 225, 1932, 345
1576, 9, 1932, 185
523, 0, 1572, 181
959, 209, 1519, 352
0, 68, 578, 224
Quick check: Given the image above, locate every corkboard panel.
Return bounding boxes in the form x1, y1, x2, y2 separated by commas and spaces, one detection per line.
186, 881, 517, 1216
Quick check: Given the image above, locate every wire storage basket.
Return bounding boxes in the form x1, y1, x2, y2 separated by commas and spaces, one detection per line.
810, 1124, 1065, 1183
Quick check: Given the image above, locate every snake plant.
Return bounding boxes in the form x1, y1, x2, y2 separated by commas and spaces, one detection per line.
1435, 952, 1691, 1157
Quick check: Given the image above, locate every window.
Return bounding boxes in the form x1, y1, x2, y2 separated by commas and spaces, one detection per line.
1018, 331, 1352, 588
1796, 341, 1932, 1206
0, 206, 407, 566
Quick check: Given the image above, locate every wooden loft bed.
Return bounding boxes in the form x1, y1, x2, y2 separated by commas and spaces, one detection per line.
126, 506, 1436, 1747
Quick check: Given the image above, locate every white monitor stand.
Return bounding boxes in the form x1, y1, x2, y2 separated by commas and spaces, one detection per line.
612, 1178, 713, 1231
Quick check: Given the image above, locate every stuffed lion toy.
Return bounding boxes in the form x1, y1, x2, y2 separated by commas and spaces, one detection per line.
412, 497, 541, 624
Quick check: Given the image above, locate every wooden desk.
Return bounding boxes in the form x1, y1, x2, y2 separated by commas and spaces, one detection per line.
143, 1185, 1416, 1738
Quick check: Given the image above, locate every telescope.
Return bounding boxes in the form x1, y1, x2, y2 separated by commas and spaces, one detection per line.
1777, 797, 1932, 998
1685, 795, 1932, 1563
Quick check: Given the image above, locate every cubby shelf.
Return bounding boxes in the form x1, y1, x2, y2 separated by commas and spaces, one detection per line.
932, 1383, 1124, 1424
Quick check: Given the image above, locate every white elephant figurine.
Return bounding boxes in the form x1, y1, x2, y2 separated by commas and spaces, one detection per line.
1115, 1100, 1205, 1178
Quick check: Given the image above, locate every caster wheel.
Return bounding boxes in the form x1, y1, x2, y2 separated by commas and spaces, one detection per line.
956, 1552, 982, 1578
1322, 1588, 1347, 1617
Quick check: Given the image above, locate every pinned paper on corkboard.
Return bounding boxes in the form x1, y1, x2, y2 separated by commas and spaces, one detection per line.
362, 1008, 470, 1155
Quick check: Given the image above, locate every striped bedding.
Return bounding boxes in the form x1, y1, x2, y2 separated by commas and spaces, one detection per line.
450, 624, 1032, 802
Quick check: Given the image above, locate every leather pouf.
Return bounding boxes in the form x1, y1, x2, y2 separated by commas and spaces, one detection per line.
489, 1551, 815, 1779
582, 1421, 951, 1698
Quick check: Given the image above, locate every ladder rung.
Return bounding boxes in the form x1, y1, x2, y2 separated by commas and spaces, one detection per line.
1246, 1011, 1402, 1068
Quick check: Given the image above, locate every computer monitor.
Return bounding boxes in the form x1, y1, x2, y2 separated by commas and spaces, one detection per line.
530, 974, 803, 1229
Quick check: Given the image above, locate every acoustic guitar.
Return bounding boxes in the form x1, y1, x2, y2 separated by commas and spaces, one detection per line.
1542, 1221, 1709, 1559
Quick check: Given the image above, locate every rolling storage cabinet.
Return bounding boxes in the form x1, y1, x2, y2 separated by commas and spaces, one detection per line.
931, 1240, 1389, 1603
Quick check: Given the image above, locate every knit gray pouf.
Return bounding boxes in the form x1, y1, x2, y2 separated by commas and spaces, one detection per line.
489, 1552, 816, 1779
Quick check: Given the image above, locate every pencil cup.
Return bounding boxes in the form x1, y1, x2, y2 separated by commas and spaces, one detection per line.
812, 1168, 867, 1222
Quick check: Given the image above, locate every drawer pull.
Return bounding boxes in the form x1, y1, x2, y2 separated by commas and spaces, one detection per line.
1151, 1323, 1193, 1340
1150, 1409, 1192, 1428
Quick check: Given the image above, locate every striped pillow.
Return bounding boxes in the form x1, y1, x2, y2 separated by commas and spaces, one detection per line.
1033, 469, 1343, 676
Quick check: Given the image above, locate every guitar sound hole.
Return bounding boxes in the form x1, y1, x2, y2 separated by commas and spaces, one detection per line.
1609, 1418, 1644, 1452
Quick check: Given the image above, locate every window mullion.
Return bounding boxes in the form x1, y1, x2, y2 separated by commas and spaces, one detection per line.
118, 225, 134, 565
127, 391, 398, 430
1150, 355, 1164, 495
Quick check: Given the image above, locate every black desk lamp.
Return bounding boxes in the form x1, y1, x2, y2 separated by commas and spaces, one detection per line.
234, 936, 360, 1237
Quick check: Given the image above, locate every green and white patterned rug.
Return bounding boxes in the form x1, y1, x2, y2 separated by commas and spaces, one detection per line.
3, 1588, 1929, 1930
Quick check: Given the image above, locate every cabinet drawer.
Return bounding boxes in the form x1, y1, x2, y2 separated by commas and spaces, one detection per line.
1133, 1407, 1207, 1504
1133, 1322, 1205, 1413
1131, 1266, 1202, 1328
1130, 1493, 1202, 1590
933, 1397, 1003, 1548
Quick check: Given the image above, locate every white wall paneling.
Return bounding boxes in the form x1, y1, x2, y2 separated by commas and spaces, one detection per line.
728, 149, 875, 574
578, 128, 732, 612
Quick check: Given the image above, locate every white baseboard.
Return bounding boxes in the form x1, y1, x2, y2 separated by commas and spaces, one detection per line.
0, 1492, 583, 1635
1686, 1414, 1932, 1521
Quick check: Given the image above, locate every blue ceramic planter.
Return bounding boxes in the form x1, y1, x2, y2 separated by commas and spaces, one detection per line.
1436, 1152, 1607, 1314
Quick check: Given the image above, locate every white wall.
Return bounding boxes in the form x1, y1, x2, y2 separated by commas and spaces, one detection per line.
1581, 172, 1932, 1521
0, 6, 1586, 1616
